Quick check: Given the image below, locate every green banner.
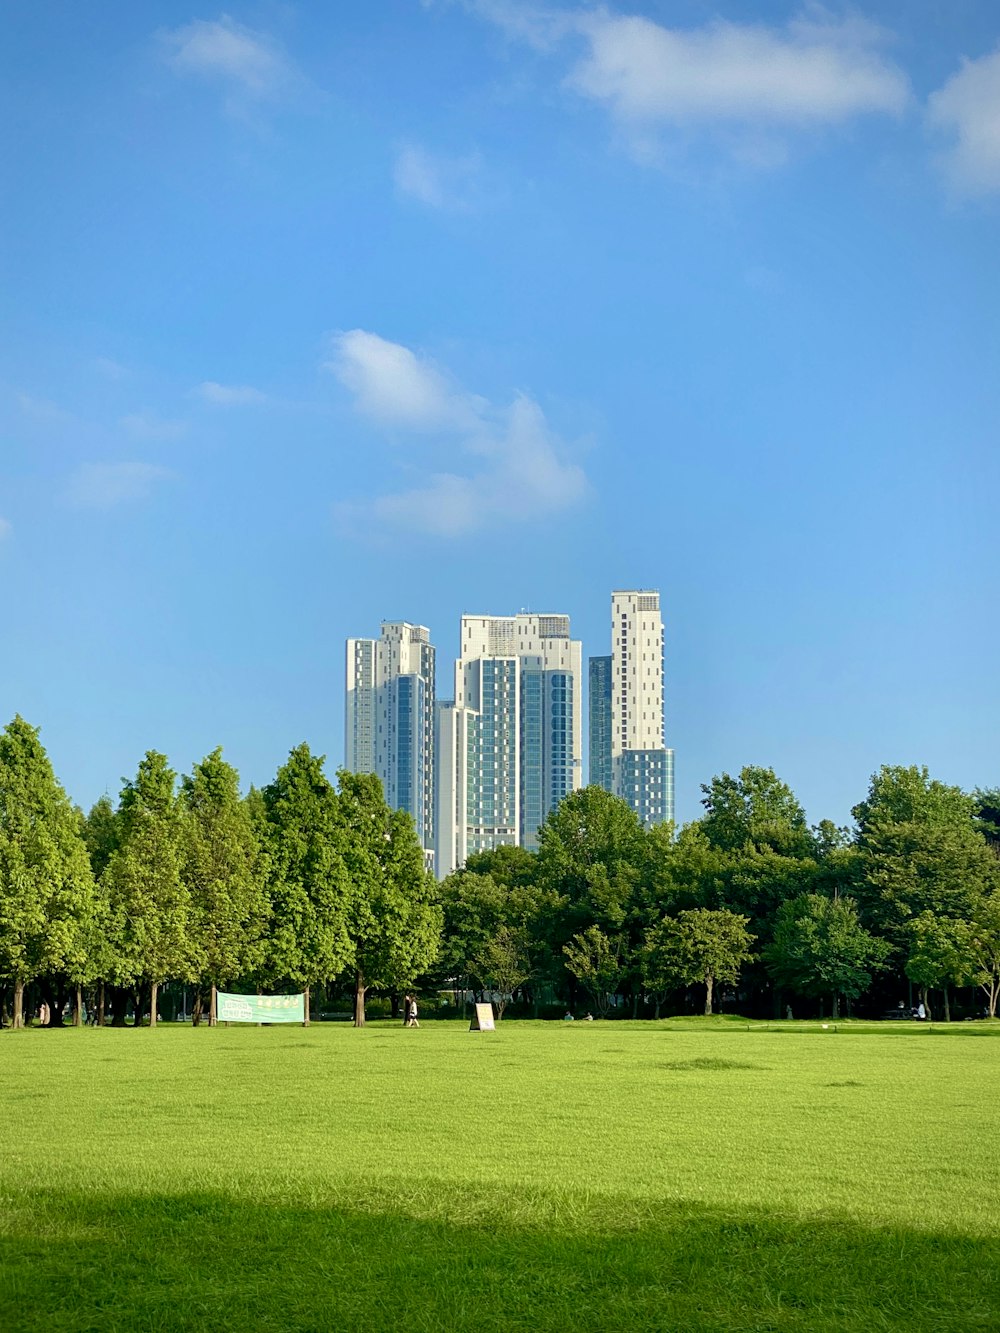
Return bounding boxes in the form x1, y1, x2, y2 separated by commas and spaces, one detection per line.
216, 992, 305, 1024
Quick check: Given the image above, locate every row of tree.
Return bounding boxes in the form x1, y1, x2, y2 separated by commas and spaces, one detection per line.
2, 714, 998, 1027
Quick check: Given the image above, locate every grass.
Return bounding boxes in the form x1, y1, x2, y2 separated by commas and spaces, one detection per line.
2, 1020, 999, 1332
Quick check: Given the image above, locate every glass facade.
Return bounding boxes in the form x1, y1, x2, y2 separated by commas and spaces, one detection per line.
588, 655, 612, 792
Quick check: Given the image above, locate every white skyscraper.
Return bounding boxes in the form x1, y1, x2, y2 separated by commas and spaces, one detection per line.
589, 590, 674, 827
435, 613, 583, 877
345, 622, 435, 863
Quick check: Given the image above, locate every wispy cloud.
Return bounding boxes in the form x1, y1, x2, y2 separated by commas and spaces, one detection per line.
66, 463, 175, 510
927, 45, 1000, 197
470, 3, 910, 166
196, 381, 268, 406
328, 330, 588, 538
17, 392, 74, 424
394, 144, 485, 210
121, 412, 187, 441
93, 356, 129, 381
159, 15, 302, 104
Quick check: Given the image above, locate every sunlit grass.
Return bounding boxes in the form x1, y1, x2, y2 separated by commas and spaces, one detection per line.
2, 1020, 998, 1331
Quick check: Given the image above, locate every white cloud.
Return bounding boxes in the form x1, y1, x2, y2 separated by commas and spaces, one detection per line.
570, 12, 908, 125
471, 4, 910, 164
0, 517, 11, 541
160, 15, 299, 100
66, 463, 174, 510
328, 330, 485, 432
196, 381, 268, 406
121, 412, 187, 441
927, 46, 1000, 196
329, 332, 588, 538
394, 145, 485, 210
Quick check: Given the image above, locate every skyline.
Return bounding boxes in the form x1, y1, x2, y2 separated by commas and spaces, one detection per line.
2, 1, 997, 829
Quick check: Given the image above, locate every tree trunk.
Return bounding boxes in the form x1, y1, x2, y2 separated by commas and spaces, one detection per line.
654, 999, 661, 1020
304, 987, 311, 1028
921, 986, 931, 1020
12, 978, 25, 1029
74, 986, 83, 1027
192, 991, 203, 1027
704, 975, 714, 1017
150, 981, 158, 1029
209, 984, 217, 1027
943, 987, 951, 1022
98, 981, 106, 1027
353, 972, 366, 1028
832, 994, 840, 1020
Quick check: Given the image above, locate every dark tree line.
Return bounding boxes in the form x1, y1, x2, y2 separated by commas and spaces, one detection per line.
2, 714, 998, 1027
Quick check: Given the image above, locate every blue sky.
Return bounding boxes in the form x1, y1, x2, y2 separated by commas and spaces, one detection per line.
2, 0, 998, 828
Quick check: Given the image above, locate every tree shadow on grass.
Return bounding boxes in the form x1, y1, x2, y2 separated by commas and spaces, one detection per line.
1, 1185, 996, 1333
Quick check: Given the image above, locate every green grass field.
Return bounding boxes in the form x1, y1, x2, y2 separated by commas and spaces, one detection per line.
2, 1019, 998, 1332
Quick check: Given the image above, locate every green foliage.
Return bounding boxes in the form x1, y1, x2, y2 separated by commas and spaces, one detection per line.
854, 766, 997, 945
334, 770, 442, 1024
0, 717, 97, 1015
700, 765, 813, 857
562, 924, 626, 1015
643, 908, 755, 1015
103, 752, 191, 992
260, 745, 353, 991
469, 924, 532, 1018
766, 895, 890, 1015
969, 894, 1000, 1017
180, 748, 269, 989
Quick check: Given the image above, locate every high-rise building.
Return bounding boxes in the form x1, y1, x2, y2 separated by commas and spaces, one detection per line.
345, 622, 435, 864
589, 590, 674, 828
435, 613, 583, 877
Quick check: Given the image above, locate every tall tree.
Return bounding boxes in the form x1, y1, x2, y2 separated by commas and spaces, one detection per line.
765, 894, 890, 1018
853, 767, 996, 947
0, 717, 96, 1027
103, 752, 191, 1027
537, 787, 647, 947
260, 745, 354, 1020
700, 766, 813, 858
334, 771, 441, 1027
181, 749, 269, 1013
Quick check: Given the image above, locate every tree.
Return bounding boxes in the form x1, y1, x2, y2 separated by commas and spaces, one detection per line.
180, 749, 269, 1016
470, 925, 532, 1019
0, 717, 96, 1028
853, 767, 997, 948
969, 895, 1000, 1018
903, 913, 974, 1021
334, 771, 441, 1027
103, 752, 191, 1027
646, 908, 755, 1016
562, 925, 626, 1016
260, 745, 354, 1020
700, 766, 813, 858
765, 894, 890, 1018
537, 787, 647, 949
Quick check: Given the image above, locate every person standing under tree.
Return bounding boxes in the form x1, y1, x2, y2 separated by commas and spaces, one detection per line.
406, 995, 420, 1028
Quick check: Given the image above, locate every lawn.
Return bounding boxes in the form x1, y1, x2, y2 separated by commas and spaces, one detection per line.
1, 1019, 998, 1332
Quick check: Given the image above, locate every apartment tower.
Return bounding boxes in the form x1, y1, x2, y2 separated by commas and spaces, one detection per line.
345, 622, 436, 865
589, 590, 674, 827
436, 613, 583, 877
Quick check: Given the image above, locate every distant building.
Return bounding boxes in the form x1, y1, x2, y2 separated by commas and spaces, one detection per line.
589, 590, 674, 828
345, 622, 435, 866
435, 613, 583, 877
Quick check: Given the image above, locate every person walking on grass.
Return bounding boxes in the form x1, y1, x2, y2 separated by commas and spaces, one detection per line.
406, 995, 420, 1028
